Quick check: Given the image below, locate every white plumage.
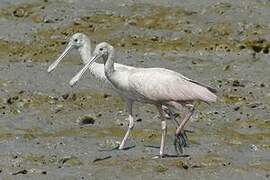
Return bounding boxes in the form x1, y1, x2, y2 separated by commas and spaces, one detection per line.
70, 42, 217, 158
48, 33, 189, 155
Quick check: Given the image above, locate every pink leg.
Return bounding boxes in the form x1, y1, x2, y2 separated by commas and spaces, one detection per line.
175, 105, 194, 136
173, 104, 194, 154
156, 105, 167, 157
119, 101, 134, 150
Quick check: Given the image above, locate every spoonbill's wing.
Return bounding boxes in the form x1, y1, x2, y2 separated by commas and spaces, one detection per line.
128, 68, 217, 103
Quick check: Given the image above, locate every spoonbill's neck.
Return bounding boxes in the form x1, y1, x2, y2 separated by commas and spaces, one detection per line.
104, 50, 115, 79
78, 38, 93, 65
77, 39, 106, 81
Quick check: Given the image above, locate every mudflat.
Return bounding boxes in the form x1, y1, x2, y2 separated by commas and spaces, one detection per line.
0, 0, 269, 179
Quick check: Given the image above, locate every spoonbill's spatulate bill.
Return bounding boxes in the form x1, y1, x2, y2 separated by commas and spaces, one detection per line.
47, 33, 132, 90
70, 42, 217, 158
47, 33, 188, 152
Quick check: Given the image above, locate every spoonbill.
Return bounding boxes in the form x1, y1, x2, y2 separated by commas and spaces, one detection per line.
47, 33, 188, 151
70, 42, 217, 158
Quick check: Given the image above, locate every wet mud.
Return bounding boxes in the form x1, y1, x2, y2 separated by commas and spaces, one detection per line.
0, 0, 269, 179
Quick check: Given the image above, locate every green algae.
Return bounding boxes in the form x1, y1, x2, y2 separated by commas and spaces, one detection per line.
59, 156, 83, 166
207, 2, 233, 15
22, 153, 83, 167
222, 94, 244, 104
222, 119, 270, 146
128, 4, 197, 30
0, 2, 269, 64
0, 124, 160, 142
1, 89, 125, 116
154, 164, 169, 173
193, 153, 227, 169
0, 2, 49, 19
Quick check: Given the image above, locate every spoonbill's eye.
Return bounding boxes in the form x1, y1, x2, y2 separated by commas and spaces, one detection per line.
74, 39, 78, 42
99, 48, 103, 51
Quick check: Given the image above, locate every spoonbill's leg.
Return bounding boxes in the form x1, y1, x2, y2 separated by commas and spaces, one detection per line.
156, 105, 167, 157
176, 105, 195, 135
162, 106, 180, 126
164, 104, 189, 148
119, 100, 134, 150
174, 104, 195, 154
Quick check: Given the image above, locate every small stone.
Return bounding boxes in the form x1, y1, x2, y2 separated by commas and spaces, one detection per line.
154, 164, 168, 173
251, 45, 262, 53
249, 144, 258, 151
96, 112, 102, 117
232, 80, 244, 87
71, 94, 77, 101
73, 20, 82, 25
61, 93, 69, 100
18, 90, 25, 94
43, 18, 54, 23
103, 94, 111, 98
263, 47, 269, 54
13, 7, 27, 17
176, 160, 189, 169
127, 19, 137, 26
233, 106, 240, 111
115, 119, 124, 126
77, 115, 95, 125
150, 36, 159, 41
192, 60, 198, 64
238, 45, 246, 49
223, 64, 230, 71
6, 97, 13, 104
136, 118, 142, 122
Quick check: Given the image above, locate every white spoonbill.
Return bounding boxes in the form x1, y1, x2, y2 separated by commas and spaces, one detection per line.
69, 42, 217, 157
47, 33, 187, 151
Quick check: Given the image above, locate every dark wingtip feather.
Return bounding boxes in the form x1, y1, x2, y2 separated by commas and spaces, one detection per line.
188, 79, 217, 94
206, 86, 218, 94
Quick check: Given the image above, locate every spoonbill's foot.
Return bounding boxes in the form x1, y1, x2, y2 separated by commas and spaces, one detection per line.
174, 130, 189, 154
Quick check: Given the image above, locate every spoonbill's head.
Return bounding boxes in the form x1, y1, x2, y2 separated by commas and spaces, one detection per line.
69, 33, 89, 49
47, 33, 90, 73
69, 42, 114, 86
92, 42, 114, 62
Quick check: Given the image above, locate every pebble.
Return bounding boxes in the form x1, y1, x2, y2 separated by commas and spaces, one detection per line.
13, 7, 27, 17
76, 115, 95, 125
249, 144, 258, 152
